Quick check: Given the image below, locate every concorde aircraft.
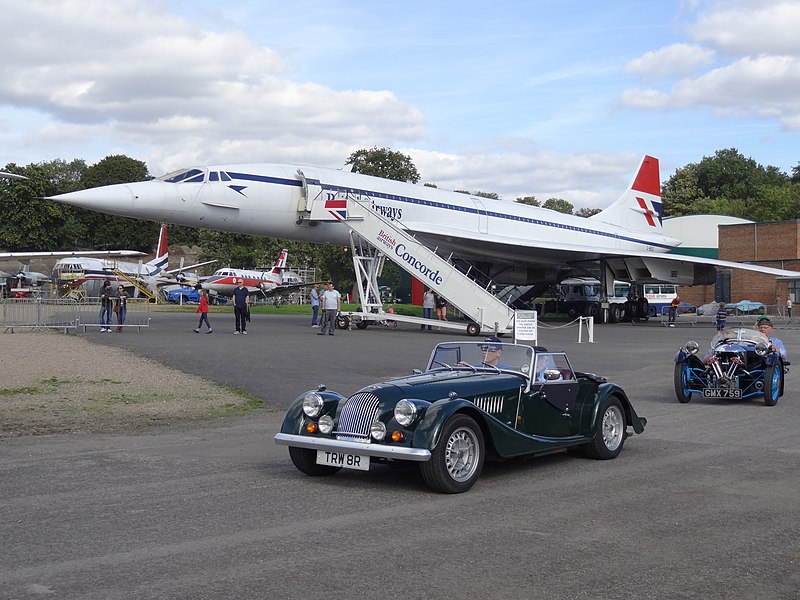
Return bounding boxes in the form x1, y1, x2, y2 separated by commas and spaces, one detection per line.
46, 155, 800, 289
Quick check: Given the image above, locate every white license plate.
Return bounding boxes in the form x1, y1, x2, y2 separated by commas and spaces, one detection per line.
316, 450, 370, 471
703, 388, 742, 399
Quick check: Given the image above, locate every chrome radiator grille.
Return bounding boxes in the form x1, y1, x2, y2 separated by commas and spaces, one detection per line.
336, 392, 380, 438
472, 395, 504, 414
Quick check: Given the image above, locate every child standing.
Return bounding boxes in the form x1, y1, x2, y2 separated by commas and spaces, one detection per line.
715, 302, 728, 331
194, 289, 213, 333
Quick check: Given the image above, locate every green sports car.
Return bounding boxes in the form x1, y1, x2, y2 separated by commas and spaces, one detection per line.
275, 339, 647, 493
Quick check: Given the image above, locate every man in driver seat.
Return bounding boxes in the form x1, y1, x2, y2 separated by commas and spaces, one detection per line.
755, 316, 787, 359
481, 336, 511, 369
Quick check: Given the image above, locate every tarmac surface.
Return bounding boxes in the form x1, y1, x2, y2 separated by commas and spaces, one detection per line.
2, 313, 799, 599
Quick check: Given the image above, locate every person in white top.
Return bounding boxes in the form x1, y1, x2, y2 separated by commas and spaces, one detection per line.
318, 282, 341, 336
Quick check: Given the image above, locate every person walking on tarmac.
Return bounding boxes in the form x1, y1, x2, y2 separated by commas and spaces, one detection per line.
668, 295, 680, 327
194, 289, 213, 333
232, 279, 250, 335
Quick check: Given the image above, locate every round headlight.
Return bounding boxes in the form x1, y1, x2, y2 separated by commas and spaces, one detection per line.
370, 421, 386, 441
686, 341, 699, 355
302, 392, 324, 417
318, 415, 334, 434
394, 399, 418, 427
755, 340, 768, 356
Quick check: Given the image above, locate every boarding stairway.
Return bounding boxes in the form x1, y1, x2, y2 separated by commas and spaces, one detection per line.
111, 269, 157, 301
307, 191, 516, 336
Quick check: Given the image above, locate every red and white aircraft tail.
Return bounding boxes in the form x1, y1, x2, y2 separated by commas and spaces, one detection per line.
269, 249, 288, 276
148, 223, 169, 272
590, 155, 663, 234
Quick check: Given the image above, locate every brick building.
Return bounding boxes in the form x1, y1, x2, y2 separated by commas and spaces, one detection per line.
665, 217, 800, 310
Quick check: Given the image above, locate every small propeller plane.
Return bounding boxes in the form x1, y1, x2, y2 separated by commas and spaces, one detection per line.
201, 249, 312, 298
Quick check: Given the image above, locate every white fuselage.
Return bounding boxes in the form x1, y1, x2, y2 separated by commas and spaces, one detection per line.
52, 163, 679, 263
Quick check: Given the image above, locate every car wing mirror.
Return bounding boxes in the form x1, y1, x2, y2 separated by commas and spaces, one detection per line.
544, 369, 562, 381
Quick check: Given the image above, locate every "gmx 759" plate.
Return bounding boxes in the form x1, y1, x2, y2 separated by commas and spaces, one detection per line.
703, 388, 742, 399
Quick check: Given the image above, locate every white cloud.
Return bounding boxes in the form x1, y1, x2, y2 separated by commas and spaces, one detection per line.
0, 0, 424, 173
409, 148, 637, 210
621, 1, 800, 130
624, 43, 715, 81
689, 1, 800, 55
623, 55, 800, 129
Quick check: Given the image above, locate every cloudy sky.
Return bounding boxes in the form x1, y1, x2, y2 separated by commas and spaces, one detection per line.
1, 0, 798, 209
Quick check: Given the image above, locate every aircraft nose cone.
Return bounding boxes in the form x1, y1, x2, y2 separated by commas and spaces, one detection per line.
48, 183, 135, 215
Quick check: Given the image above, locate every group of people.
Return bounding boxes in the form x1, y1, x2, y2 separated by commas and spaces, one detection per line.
190, 278, 343, 336
310, 282, 341, 335
421, 287, 448, 331
98, 280, 128, 332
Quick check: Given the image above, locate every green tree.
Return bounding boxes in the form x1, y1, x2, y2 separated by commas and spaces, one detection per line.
0, 159, 88, 249
345, 147, 420, 183
662, 163, 709, 216
197, 230, 267, 270
542, 198, 573, 214
515, 195, 540, 206
575, 207, 602, 217
474, 191, 500, 200
662, 148, 794, 221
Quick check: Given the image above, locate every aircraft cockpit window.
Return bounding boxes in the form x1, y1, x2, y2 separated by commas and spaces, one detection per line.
220, 172, 232, 182
158, 168, 206, 183
209, 172, 219, 182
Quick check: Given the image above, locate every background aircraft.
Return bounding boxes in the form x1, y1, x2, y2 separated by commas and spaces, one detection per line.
201, 249, 311, 298
51, 224, 171, 298
47, 156, 800, 294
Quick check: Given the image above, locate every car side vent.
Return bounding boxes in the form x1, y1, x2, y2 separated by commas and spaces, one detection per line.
472, 395, 504, 413
337, 392, 380, 438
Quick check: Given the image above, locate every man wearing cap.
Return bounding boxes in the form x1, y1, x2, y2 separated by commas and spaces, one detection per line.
756, 316, 787, 358
481, 336, 511, 369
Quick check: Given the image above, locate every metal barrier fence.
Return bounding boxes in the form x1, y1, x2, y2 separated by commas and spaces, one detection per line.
1, 297, 152, 333
2, 298, 80, 332
76, 297, 152, 332
657, 303, 795, 328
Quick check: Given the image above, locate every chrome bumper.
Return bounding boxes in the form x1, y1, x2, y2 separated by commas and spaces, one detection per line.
274, 433, 431, 462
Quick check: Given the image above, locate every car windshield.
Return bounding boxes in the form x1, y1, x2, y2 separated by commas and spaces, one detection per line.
427, 341, 534, 376
711, 328, 769, 347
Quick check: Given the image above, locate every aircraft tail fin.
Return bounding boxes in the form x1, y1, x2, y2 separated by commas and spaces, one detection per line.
589, 155, 663, 233
146, 223, 170, 272
270, 249, 289, 275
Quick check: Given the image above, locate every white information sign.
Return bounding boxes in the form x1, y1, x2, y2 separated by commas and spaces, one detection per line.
514, 310, 538, 343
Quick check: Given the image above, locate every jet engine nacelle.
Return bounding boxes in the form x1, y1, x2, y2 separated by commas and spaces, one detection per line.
641, 258, 716, 286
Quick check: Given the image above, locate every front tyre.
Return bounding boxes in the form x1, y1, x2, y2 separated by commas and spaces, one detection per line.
585, 397, 626, 459
420, 414, 484, 493
674, 362, 693, 403
288, 446, 342, 476
763, 365, 782, 406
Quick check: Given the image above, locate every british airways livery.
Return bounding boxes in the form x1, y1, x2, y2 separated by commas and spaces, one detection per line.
47, 155, 800, 287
